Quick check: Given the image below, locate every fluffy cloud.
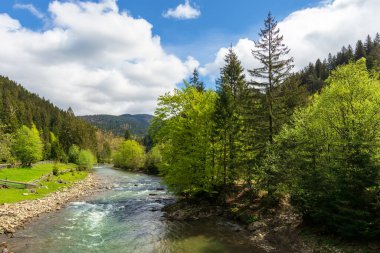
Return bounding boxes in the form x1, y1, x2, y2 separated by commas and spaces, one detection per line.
163, 0, 201, 20
204, 0, 380, 78
0, 0, 198, 115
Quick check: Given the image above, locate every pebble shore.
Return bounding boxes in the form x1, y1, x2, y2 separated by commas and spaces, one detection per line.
0, 173, 106, 236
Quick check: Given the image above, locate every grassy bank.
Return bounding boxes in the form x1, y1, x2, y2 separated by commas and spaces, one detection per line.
0, 163, 88, 204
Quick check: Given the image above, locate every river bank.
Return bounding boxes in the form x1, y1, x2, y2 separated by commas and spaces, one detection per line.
0, 172, 108, 237
163, 194, 380, 253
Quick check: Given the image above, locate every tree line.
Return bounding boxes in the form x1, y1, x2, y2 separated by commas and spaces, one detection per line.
149, 13, 380, 239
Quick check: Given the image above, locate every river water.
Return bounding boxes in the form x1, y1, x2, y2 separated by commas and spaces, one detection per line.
6, 166, 261, 253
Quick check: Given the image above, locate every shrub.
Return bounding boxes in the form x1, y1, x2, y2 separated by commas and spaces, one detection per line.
113, 140, 145, 170
77, 149, 97, 170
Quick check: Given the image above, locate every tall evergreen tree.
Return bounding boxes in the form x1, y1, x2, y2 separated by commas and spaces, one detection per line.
365, 35, 374, 55
249, 12, 294, 144
189, 68, 205, 92
355, 40, 366, 60
214, 48, 248, 190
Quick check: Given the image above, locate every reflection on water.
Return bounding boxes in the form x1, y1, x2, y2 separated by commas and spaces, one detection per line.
8, 167, 260, 253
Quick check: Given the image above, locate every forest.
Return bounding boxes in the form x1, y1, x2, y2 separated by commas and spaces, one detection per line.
0, 75, 130, 166
148, 14, 380, 239
0, 12, 379, 244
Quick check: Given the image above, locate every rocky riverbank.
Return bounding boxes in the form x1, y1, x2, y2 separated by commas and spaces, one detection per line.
163, 198, 309, 252
0, 173, 108, 237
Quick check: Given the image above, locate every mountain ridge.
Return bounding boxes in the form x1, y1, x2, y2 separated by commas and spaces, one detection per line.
79, 114, 153, 137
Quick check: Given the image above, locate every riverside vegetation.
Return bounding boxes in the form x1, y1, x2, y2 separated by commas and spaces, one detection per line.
147, 13, 380, 248
0, 12, 379, 252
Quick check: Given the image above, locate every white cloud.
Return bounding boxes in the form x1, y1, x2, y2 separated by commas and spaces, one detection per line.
163, 0, 201, 20
14, 3, 45, 20
0, 0, 198, 115
204, 0, 380, 78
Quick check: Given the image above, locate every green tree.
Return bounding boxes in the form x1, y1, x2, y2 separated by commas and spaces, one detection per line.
189, 68, 205, 92
77, 149, 97, 170
354, 40, 366, 60
124, 129, 131, 140
0, 125, 13, 163
276, 59, 380, 238
50, 132, 66, 162
68, 144, 80, 164
150, 84, 217, 195
250, 12, 294, 144
214, 47, 248, 190
144, 145, 162, 174
113, 140, 145, 170
13, 124, 43, 166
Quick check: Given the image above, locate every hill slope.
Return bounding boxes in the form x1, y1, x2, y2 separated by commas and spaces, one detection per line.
0, 76, 97, 153
80, 114, 153, 137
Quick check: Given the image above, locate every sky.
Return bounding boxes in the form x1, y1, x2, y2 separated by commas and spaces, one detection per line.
0, 0, 379, 115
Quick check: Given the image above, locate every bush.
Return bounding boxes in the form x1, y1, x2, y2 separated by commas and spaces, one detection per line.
77, 149, 97, 170
144, 145, 162, 174
113, 140, 145, 170
52, 164, 59, 176
68, 144, 80, 164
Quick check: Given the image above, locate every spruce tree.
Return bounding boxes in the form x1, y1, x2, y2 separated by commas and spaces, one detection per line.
189, 68, 205, 92
249, 12, 294, 143
355, 40, 366, 60
214, 47, 247, 189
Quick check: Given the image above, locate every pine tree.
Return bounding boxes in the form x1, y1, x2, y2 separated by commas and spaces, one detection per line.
189, 68, 205, 92
249, 12, 294, 144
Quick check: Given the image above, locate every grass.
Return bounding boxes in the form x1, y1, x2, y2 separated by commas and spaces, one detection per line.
0, 163, 88, 204
0, 163, 76, 182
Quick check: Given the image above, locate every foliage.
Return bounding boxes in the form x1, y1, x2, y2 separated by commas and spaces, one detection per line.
0, 75, 97, 155
52, 163, 59, 176
113, 140, 145, 170
250, 12, 294, 144
77, 149, 97, 170
0, 125, 14, 163
49, 132, 66, 162
300, 33, 380, 92
68, 144, 80, 164
144, 145, 162, 174
213, 47, 249, 191
276, 59, 380, 238
13, 125, 43, 166
80, 114, 153, 137
189, 68, 205, 92
150, 84, 217, 195
124, 129, 131, 140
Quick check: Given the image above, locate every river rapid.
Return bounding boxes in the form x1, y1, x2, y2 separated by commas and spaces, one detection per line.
5, 166, 262, 253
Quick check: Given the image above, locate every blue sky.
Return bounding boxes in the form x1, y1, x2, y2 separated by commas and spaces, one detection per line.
1, 0, 321, 63
0, 0, 378, 115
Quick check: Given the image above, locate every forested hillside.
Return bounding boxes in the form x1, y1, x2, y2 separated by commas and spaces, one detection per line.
300, 33, 380, 92
0, 76, 98, 162
149, 14, 380, 241
80, 114, 153, 137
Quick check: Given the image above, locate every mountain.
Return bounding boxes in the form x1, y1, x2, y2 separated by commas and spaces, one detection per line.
80, 114, 153, 137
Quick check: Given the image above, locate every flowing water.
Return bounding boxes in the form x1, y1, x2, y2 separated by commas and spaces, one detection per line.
6, 166, 262, 253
